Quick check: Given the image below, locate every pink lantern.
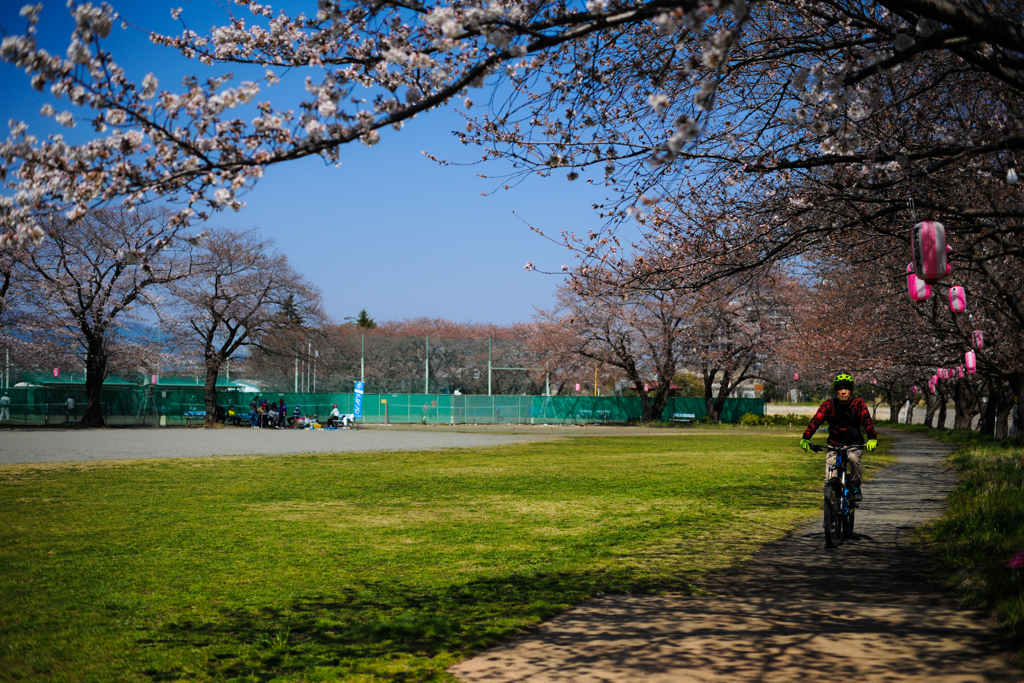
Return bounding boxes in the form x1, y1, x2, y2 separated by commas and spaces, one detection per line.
576, 383, 581, 392
958, 366, 965, 378
911, 385, 918, 394
945, 244, 953, 276
871, 379, 877, 385
793, 372, 799, 381
911, 221, 948, 284
948, 286, 966, 313
972, 330, 984, 349
965, 350, 976, 374
906, 263, 931, 301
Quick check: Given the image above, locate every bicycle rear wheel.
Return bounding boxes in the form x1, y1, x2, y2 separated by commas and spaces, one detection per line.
823, 484, 842, 548
844, 509, 855, 539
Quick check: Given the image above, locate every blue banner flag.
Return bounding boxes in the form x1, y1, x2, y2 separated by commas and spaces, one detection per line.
353, 381, 364, 418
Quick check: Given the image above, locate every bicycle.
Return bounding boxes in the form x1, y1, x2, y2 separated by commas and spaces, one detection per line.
808, 443, 860, 549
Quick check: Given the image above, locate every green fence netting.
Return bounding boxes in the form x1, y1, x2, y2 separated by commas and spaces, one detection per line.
0, 386, 765, 426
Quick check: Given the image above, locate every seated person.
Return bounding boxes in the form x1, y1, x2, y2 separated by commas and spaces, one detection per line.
326, 404, 342, 428
226, 404, 238, 426
341, 413, 354, 429
215, 403, 226, 424
290, 404, 302, 428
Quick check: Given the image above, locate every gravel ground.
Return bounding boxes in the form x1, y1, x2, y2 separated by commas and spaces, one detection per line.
0, 425, 562, 464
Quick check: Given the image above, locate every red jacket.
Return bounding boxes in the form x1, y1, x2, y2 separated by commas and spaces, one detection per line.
803, 397, 877, 446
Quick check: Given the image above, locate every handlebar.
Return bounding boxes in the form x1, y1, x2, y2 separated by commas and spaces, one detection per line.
807, 443, 863, 453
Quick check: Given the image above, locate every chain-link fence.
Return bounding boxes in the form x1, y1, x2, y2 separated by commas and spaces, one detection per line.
0, 386, 764, 426
246, 335, 545, 395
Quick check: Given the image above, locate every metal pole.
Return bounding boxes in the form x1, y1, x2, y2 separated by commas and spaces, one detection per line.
294, 347, 298, 393
546, 371, 550, 397
488, 337, 492, 396
360, 334, 365, 384
307, 342, 311, 393
5, 347, 8, 390
594, 366, 598, 397
424, 336, 429, 395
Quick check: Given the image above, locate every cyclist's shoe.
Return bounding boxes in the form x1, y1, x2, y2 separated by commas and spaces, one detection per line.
853, 487, 863, 502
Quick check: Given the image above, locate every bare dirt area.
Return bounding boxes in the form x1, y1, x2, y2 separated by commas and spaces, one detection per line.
451, 429, 1023, 683
0, 423, 765, 465
0, 425, 565, 464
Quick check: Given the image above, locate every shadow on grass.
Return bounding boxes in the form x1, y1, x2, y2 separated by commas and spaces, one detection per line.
141, 568, 699, 682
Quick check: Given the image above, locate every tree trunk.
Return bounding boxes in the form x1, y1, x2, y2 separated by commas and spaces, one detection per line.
996, 403, 1012, 439
81, 337, 107, 427
703, 369, 720, 421
883, 387, 897, 422
952, 381, 977, 430
712, 369, 734, 422
904, 397, 915, 424
935, 387, 948, 429
643, 386, 672, 422
888, 394, 902, 422
979, 380, 997, 437
203, 357, 224, 427
923, 391, 939, 429
1014, 374, 1024, 443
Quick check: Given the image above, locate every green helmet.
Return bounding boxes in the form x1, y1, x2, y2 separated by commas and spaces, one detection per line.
833, 373, 855, 391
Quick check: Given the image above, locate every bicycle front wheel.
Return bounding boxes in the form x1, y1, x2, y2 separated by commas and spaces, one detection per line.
823, 484, 842, 549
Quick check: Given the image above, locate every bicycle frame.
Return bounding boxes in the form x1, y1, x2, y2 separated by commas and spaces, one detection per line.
809, 443, 860, 548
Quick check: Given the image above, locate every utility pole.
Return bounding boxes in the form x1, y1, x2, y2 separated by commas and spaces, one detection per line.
294, 347, 298, 393
487, 337, 492, 396
424, 336, 429, 394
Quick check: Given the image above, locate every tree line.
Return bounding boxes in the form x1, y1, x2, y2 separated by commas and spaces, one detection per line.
1, 0, 1020, 433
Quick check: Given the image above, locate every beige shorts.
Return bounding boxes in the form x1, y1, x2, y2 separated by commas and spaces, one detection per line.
826, 447, 863, 487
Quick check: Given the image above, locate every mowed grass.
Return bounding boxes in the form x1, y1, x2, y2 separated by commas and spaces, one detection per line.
0, 430, 888, 682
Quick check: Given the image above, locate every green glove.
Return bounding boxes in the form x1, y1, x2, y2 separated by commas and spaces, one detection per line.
866, 439, 877, 452
800, 439, 811, 452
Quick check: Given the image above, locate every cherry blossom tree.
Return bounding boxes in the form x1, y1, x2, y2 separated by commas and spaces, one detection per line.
14, 206, 199, 425
536, 259, 703, 421
680, 281, 783, 420
3, 0, 1017, 250
3, 1, 1021, 424
161, 227, 325, 426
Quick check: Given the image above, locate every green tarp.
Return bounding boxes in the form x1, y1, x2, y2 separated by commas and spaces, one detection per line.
0, 386, 765, 426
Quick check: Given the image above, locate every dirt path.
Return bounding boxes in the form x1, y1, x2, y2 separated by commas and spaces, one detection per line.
451, 429, 1022, 682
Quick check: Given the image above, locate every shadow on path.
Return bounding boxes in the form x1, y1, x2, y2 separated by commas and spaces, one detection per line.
451, 429, 1022, 682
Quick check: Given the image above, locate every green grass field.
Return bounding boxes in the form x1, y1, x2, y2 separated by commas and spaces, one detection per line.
0, 430, 891, 682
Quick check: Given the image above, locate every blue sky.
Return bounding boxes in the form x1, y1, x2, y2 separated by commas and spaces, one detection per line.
0, 0, 614, 325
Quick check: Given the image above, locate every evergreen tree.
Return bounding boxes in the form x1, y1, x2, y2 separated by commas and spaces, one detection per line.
355, 309, 376, 329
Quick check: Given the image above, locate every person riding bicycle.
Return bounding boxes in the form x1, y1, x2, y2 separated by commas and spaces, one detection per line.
800, 373, 878, 502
